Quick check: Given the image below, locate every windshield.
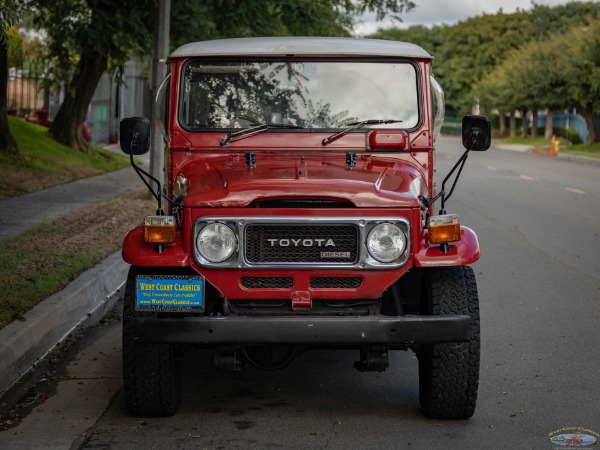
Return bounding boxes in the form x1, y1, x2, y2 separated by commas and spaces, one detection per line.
180, 61, 420, 130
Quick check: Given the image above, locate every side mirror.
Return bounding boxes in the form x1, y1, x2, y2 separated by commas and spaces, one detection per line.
462, 115, 491, 151
120, 117, 151, 155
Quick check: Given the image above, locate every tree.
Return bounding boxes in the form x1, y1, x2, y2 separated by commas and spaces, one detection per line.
528, 1, 600, 38
567, 21, 600, 143
31, 0, 415, 153
31, 0, 155, 153
370, 2, 600, 120
368, 24, 444, 55
32, 0, 414, 151
0, 0, 25, 156
433, 11, 533, 116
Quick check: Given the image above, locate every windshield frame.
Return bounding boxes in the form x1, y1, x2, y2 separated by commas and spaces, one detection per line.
177, 57, 423, 134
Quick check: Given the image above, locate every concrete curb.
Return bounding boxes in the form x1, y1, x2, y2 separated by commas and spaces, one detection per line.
0, 251, 129, 396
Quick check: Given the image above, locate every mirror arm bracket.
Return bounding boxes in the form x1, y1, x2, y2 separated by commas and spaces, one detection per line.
128, 132, 175, 213
439, 149, 469, 212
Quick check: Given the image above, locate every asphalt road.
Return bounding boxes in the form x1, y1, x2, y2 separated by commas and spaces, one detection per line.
1, 136, 598, 449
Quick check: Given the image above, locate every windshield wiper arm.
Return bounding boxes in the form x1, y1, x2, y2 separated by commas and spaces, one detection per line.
220, 122, 304, 146
321, 119, 403, 146
220, 123, 268, 146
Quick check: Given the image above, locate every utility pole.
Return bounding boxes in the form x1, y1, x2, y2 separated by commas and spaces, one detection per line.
149, 0, 170, 196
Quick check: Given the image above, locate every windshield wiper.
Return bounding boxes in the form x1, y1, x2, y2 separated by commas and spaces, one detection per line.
220, 123, 268, 146
220, 118, 304, 146
321, 119, 403, 146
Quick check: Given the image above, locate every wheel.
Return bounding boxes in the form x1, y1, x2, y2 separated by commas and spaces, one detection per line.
122, 266, 182, 416
417, 266, 480, 419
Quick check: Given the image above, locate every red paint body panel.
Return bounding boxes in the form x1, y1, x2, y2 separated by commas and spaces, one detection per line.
192, 265, 413, 300
175, 154, 424, 208
122, 227, 190, 267
413, 226, 480, 267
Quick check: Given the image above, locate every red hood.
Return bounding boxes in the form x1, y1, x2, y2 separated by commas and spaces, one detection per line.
179, 154, 425, 208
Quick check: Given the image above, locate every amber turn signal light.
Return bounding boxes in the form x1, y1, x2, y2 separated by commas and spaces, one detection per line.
143, 215, 176, 244
428, 214, 461, 244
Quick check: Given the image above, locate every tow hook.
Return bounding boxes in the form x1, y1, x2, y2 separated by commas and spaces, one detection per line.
354, 345, 389, 372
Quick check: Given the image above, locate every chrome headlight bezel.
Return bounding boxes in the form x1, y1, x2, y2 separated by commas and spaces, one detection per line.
366, 222, 408, 263
195, 221, 238, 263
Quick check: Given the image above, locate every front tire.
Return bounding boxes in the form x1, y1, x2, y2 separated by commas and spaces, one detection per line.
122, 266, 182, 416
418, 266, 480, 419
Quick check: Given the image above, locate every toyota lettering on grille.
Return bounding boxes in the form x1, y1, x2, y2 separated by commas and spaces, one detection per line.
267, 238, 336, 247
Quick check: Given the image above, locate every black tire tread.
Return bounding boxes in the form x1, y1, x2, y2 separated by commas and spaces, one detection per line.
418, 266, 480, 419
122, 266, 181, 416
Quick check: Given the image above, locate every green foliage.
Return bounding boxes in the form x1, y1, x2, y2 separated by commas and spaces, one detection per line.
32, 0, 155, 75
24, 0, 415, 151
528, 1, 600, 38
4, 27, 22, 66
0, 117, 129, 198
568, 21, 600, 108
170, 0, 415, 49
30, 0, 416, 70
170, 0, 349, 48
369, 1, 600, 119
0, 0, 25, 45
367, 24, 442, 54
555, 127, 582, 145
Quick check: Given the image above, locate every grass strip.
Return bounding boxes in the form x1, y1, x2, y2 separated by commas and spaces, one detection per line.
0, 117, 129, 199
0, 187, 152, 329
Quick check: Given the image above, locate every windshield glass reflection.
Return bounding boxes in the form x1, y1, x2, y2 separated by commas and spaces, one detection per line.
181, 61, 419, 130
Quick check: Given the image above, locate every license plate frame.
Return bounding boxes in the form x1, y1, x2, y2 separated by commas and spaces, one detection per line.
135, 275, 205, 312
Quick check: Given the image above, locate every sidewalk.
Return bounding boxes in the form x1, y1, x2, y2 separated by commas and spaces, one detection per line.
0, 144, 148, 241
0, 145, 146, 395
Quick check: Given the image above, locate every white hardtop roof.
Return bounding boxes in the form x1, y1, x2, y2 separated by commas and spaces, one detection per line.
170, 37, 432, 60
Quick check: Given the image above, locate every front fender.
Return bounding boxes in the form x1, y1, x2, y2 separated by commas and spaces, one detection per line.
413, 226, 480, 267
122, 226, 190, 267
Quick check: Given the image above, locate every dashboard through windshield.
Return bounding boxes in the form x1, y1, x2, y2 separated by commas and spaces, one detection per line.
180, 60, 420, 131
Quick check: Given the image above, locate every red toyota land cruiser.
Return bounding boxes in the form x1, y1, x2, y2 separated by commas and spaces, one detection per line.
119, 37, 490, 419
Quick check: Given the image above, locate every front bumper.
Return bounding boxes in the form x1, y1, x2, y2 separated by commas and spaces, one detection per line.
133, 314, 471, 346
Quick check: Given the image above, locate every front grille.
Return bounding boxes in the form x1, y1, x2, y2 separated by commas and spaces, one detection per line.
241, 277, 293, 289
245, 224, 358, 264
310, 277, 363, 289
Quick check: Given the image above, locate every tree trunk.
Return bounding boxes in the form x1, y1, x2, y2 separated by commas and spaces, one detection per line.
582, 103, 599, 144
509, 111, 516, 137
49, 50, 107, 152
544, 110, 554, 140
498, 110, 506, 136
531, 109, 538, 138
521, 109, 528, 138
0, 43, 18, 155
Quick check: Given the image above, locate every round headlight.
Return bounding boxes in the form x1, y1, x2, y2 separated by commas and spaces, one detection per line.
196, 222, 237, 263
366, 223, 406, 263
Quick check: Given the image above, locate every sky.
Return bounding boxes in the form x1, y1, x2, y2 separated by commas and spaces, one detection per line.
354, 0, 578, 35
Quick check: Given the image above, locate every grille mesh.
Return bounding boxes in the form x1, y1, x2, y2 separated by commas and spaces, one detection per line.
245, 224, 358, 264
310, 277, 363, 289
241, 277, 293, 289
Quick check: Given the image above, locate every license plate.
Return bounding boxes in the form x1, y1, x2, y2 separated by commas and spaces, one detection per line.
135, 275, 205, 312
